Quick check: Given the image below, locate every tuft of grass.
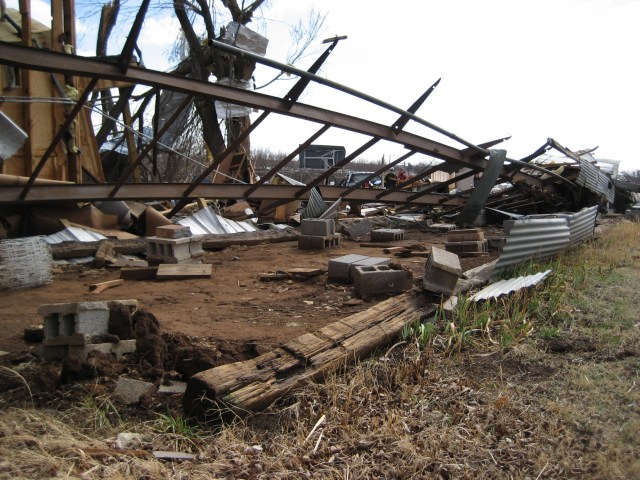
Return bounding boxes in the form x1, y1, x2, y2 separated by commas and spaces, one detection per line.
77, 395, 121, 432
152, 412, 207, 451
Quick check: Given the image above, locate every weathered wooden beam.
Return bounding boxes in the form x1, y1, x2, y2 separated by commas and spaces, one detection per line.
183, 292, 434, 420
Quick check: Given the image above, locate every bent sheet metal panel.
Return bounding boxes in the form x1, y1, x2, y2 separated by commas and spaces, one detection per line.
493, 218, 570, 275
44, 226, 108, 244
568, 206, 598, 247
577, 155, 615, 203
177, 207, 257, 235
471, 270, 552, 301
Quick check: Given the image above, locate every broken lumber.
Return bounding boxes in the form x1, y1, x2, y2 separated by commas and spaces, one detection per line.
184, 292, 434, 420
94, 241, 117, 267
156, 264, 212, 280
89, 279, 124, 294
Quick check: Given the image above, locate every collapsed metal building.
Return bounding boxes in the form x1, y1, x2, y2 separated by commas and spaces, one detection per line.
0, 1, 626, 236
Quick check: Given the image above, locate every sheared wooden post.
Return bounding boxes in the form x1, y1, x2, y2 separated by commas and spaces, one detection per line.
184, 292, 434, 420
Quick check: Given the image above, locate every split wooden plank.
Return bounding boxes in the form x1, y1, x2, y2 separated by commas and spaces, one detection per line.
184, 292, 435, 419
120, 267, 158, 280
156, 264, 212, 280
89, 279, 124, 294
94, 241, 117, 267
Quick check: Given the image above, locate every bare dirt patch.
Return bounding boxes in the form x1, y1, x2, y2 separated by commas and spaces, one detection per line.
0, 228, 498, 357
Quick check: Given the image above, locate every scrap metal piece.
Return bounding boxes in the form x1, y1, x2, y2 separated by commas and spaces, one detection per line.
45, 227, 107, 244
460, 149, 506, 226
576, 153, 615, 203
470, 269, 552, 301
0, 111, 28, 160
301, 188, 328, 219
177, 207, 257, 235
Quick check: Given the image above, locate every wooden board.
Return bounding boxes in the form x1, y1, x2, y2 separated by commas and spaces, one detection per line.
184, 293, 435, 419
156, 264, 212, 280
120, 267, 158, 280
89, 279, 124, 294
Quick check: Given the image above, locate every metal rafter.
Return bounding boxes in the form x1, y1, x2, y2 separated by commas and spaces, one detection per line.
0, 43, 470, 167
0, 184, 466, 207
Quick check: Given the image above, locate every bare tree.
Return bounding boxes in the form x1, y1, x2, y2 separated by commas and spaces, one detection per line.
88, 0, 326, 183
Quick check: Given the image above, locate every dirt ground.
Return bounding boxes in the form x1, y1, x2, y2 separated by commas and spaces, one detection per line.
0, 227, 500, 359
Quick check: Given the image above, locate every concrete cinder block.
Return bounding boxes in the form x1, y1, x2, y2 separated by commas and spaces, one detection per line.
328, 255, 391, 283
423, 246, 462, 296
353, 265, 413, 298
301, 218, 335, 236
39, 301, 110, 339
146, 235, 204, 264
445, 240, 488, 254
328, 254, 369, 283
371, 229, 405, 242
447, 229, 484, 242
345, 219, 373, 240
68, 339, 137, 361
156, 225, 192, 239
297, 233, 341, 250
348, 257, 391, 283
432, 223, 457, 232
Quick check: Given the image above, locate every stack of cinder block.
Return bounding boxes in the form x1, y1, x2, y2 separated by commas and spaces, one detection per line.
328, 254, 391, 284
444, 228, 488, 257
38, 300, 138, 360
423, 246, 462, 296
298, 218, 341, 250
145, 225, 205, 264
327, 253, 411, 297
371, 228, 405, 242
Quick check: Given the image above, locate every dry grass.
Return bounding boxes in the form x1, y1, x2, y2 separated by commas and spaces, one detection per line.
0, 220, 639, 479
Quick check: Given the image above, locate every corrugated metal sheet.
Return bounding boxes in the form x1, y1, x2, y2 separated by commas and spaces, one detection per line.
493, 218, 570, 275
471, 270, 552, 301
577, 154, 615, 203
178, 207, 257, 235
568, 206, 598, 247
45, 227, 108, 244
301, 187, 328, 219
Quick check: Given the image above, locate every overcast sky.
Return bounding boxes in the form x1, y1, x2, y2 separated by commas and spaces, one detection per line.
10, 0, 640, 172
